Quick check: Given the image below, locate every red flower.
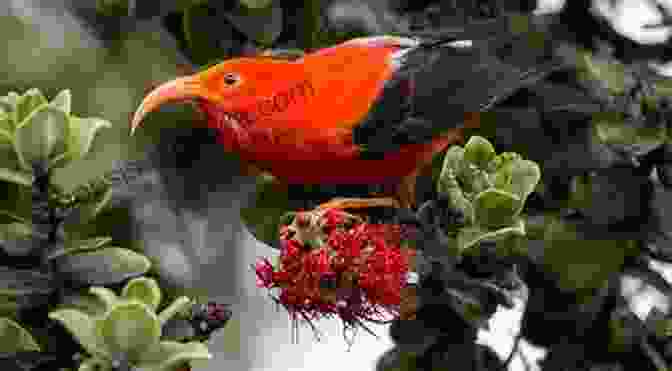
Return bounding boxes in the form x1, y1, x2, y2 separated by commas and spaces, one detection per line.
322, 208, 346, 232
272, 270, 291, 284
296, 211, 312, 228
257, 207, 417, 341
254, 258, 274, 288
281, 239, 302, 263
316, 249, 331, 273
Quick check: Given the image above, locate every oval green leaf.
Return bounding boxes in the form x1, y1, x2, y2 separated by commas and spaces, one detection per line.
457, 218, 526, 251
98, 302, 161, 362
504, 159, 541, 205
582, 53, 631, 95
56, 291, 109, 317
121, 277, 162, 312
0, 113, 12, 145
0, 92, 20, 112
56, 247, 151, 286
88, 287, 120, 310
239, 0, 273, 9
464, 136, 495, 169
48, 309, 109, 359
77, 357, 113, 371
50, 89, 72, 116
0, 168, 33, 187
47, 236, 114, 260
594, 116, 667, 156
0, 317, 41, 353
137, 340, 212, 369
157, 296, 192, 326
16, 88, 48, 125
67, 116, 112, 162
473, 188, 521, 229
542, 215, 630, 292
14, 105, 69, 171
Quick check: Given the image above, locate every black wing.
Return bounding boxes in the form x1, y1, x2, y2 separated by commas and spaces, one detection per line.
352, 14, 573, 158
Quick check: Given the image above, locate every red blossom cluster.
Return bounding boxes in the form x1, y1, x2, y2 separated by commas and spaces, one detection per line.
254, 208, 417, 330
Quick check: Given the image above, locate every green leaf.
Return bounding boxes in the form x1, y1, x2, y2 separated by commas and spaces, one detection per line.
16, 88, 48, 125
463, 136, 495, 169
0, 168, 32, 187
473, 188, 521, 229
121, 277, 162, 312
593, 115, 667, 156
0, 92, 20, 111
76, 186, 113, 224
239, 0, 273, 9
653, 79, 672, 98
138, 340, 212, 370
436, 168, 474, 224
48, 152, 71, 171
77, 357, 112, 371
0, 317, 41, 353
457, 218, 526, 251
88, 287, 120, 310
541, 215, 630, 292
0, 210, 29, 224
56, 291, 109, 317
98, 302, 161, 362
157, 296, 192, 326
13, 105, 69, 171
56, 247, 152, 286
48, 309, 109, 359
501, 159, 541, 207
437, 146, 465, 195
67, 116, 112, 162
441, 146, 465, 175
582, 53, 630, 95
0, 222, 33, 242
47, 236, 114, 260
240, 174, 292, 248
50, 89, 72, 116
0, 113, 12, 145
445, 288, 490, 330
0, 222, 36, 256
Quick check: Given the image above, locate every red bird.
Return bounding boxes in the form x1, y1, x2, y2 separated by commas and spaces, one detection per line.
131, 31, 562, 210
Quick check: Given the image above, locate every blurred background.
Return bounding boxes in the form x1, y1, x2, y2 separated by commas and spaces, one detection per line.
2, 0, 672, 370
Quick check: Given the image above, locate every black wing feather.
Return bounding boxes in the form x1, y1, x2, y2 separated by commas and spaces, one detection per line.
353, 15, 573, 157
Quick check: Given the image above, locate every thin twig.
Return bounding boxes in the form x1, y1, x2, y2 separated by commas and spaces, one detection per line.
640, 338, 668, 371
519, 346, 533, 371
501, 330, 523, 371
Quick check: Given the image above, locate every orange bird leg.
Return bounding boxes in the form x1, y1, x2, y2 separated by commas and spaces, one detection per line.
317, 197, 402, 211
316, 123, 474, 212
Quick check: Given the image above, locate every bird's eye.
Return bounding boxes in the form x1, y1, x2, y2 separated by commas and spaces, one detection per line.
223, 73, 240, 85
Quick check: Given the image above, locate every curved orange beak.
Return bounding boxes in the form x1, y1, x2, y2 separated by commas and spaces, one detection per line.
130, 75, 207, 136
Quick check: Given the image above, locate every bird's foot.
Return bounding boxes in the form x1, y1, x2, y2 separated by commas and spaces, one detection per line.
316, 197, 401, 211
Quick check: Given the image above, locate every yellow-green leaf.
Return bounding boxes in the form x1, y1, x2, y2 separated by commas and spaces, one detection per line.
48, 309, 109, 359
50, 89, 72, 116
98, 302, 161, 362
121, 277, 162, 312
0, 317, 41, 353
0, 168, 32, 187
67, 116, 112, 161
16, 88, 48, 125
13, 105, 69, 171
239, 0, 273, 9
